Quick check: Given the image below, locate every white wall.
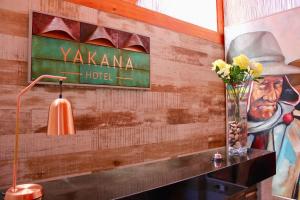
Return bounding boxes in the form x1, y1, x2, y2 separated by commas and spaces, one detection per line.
224, 0, 300, 26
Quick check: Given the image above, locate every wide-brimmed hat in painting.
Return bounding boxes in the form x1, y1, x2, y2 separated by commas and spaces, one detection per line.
227, 31, 300, 75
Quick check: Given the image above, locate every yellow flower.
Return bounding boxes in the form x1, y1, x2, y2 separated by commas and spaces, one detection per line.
217, 64, 232, 78
250, 62, 263, 77
212, 59, 227, 71
233, 54, 250, 70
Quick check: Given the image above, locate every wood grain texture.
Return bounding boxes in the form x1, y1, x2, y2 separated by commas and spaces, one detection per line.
0, 59, 28, 86
0, 0, 225, 188
122, 0, 138, 4
0, 0, 29, 13
0, 134, 210, 186
217, 0, 224, 35
0, 9, 28, 37
0, 34, 28, 61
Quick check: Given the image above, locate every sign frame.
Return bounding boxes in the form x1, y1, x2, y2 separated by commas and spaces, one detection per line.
28, 10, 151, 90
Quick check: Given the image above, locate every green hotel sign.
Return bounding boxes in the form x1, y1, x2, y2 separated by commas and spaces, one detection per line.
30, 12, 150, 89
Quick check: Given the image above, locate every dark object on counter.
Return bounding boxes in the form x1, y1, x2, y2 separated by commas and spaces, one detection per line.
212, 152, 224, 162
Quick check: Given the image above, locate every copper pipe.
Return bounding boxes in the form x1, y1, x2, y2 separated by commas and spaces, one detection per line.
12, 75, 66, 190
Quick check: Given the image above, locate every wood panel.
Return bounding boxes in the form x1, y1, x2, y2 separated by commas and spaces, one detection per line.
0, 59, 28, 86
0, 135, 210, 185
122, 0, 137, 4
0, 34, 28, 61
0, 0, 225, 188
0, 9, 28, 37
217, 0, 224, 35
1, 124, 212, 160
0, 0, 29, 13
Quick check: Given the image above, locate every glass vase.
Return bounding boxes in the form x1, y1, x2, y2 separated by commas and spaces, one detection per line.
227, 83, 249, 156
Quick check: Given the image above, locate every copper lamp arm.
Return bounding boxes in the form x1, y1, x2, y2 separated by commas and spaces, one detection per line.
12, 75, 67, 190
18, 75, 67, 97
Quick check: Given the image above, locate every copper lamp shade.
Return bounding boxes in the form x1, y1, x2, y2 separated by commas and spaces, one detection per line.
47, 98, 75, 136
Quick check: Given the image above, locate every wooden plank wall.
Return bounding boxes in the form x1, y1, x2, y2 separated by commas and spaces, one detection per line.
0, 0, 225, 188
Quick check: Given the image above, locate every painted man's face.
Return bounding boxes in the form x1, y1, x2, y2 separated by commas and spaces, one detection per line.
248, 76, 283, 121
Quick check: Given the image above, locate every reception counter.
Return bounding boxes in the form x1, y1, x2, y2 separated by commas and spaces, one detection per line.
1, 147, 275, 200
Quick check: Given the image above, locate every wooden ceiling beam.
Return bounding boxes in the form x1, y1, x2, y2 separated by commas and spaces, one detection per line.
217, 0, 224, 36
121, 0, 138, 4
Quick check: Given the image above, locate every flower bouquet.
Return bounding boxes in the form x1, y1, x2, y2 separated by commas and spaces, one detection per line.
212, 54, 263, 155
